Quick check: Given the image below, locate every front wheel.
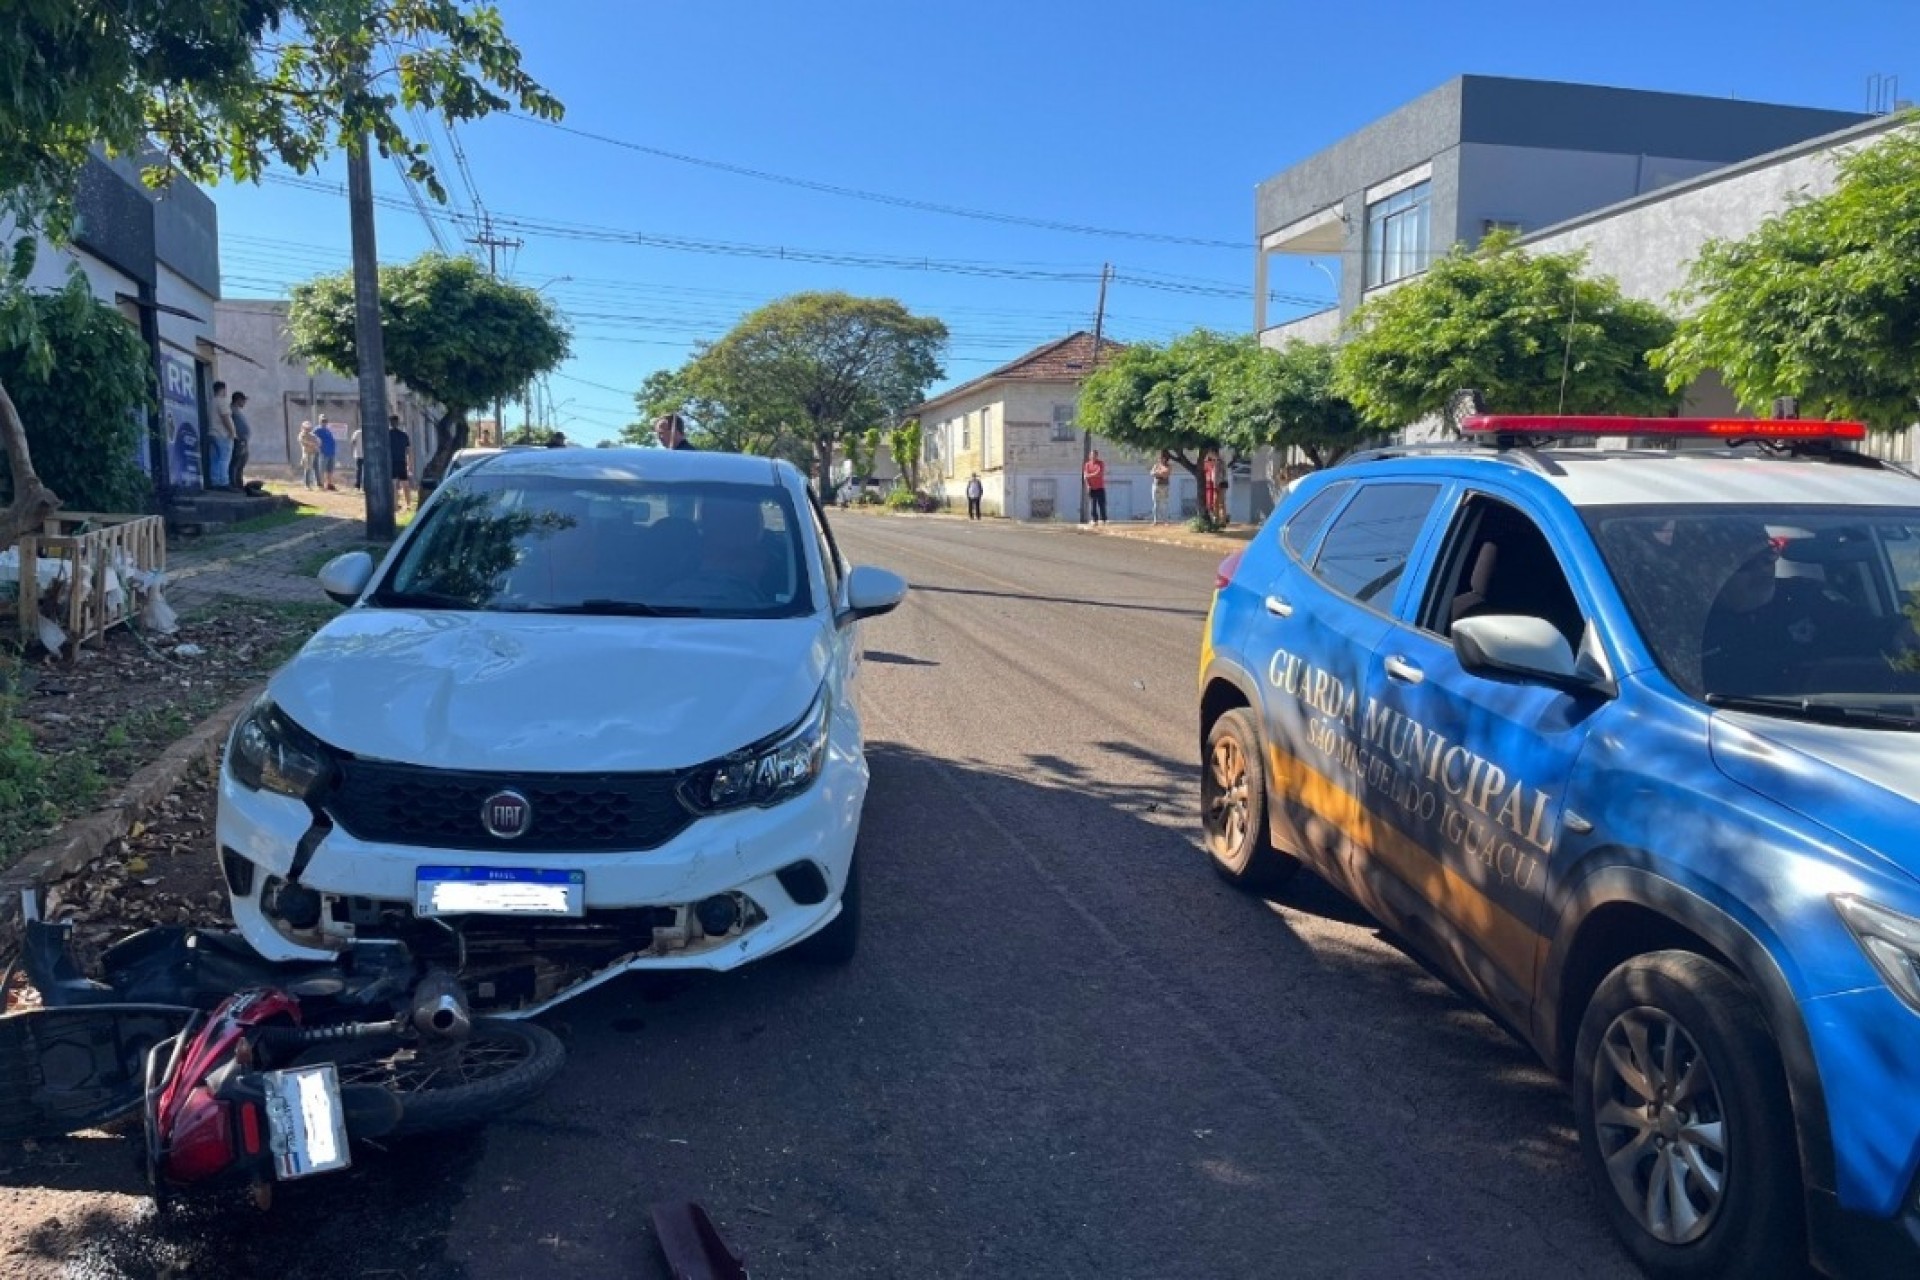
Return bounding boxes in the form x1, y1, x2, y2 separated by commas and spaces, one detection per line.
1201, 709, 1299, 892
293, 1018, 565, 1138
1572, 950, 1804, 1278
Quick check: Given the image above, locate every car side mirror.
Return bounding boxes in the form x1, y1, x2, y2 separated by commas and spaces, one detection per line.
1453, 615, 1612, 695
838, 565, 908, 627
318, 551, 375, 607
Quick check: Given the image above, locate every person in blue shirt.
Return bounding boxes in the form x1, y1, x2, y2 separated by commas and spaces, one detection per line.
314, 417, 339, 491
228, 391, 252, 490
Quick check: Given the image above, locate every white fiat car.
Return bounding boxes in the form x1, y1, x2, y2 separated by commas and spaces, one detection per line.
215, 448, 906, 1014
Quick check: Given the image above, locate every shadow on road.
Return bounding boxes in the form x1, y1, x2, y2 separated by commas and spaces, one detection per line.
911, 583, 1209, 620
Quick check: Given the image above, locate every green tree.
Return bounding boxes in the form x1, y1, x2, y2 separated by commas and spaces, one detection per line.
1334, 233, 1677, 431
1218, 340, 1374, 469
683, 293, 947, 492
0, 0, 559, 543
888, 418, 924, 492
0, 284, 153, 514
1077, 330, 1240, 482
287, 254, 570, 481
1654, 126, 1920, 430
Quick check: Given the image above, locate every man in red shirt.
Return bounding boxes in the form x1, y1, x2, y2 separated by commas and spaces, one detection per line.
1084, 450, 1108, 525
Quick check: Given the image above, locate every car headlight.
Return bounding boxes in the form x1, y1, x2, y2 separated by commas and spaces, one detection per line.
683, 689, 831, 813
1833, 894, 1920, 1013
227, 695, 335, 802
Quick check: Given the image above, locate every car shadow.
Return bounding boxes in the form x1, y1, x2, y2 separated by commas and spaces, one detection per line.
863, 650, 938, 666
910, 583, 1209, 620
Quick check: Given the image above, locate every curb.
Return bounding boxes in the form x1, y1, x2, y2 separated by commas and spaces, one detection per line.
0, 683, 262, 920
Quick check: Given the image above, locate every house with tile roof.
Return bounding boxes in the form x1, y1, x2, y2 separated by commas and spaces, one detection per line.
911, 332, 1188, 521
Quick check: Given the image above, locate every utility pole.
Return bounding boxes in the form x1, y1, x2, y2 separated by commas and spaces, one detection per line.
347, 111, 395, 540
470, 219, 521, 443
1078, 263, 1112, 525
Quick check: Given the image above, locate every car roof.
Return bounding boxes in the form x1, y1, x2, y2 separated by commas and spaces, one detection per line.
1328, 448, 1920, 509
465, 447, 798, 487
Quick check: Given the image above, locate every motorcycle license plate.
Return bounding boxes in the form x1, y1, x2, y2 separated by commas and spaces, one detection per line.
414, 866, 585, 918
262, 1064, 351, 1179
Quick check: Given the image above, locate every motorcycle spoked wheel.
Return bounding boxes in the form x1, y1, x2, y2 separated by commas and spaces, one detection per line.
291, 1018, 565, 1138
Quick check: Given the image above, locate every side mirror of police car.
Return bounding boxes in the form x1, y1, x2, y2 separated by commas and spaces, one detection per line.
1453, 615, 1612, 696
318, 550, 375, 606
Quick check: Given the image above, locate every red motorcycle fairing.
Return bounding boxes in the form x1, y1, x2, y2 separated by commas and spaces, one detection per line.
151, 988, 303, 1189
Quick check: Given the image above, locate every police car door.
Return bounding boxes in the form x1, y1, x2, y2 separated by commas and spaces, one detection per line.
1256, 480, 1446, 885
1356, 490, 1610, 1029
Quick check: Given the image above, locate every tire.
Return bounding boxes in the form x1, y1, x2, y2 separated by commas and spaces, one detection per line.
1201, 708, 1299, 892
293, 1017, 565, 1138
794, 855, 860, 965
1572, 950, 1804, 1279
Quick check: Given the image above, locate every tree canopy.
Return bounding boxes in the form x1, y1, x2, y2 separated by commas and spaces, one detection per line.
1076, 331, 1236, 476
679, 292, 947, 489
1333, 233, 1677, 430
1218, 340, 1373, 468
288, 253, 569, 478
1654, 124, 1920, 430
0, 0, 557, 541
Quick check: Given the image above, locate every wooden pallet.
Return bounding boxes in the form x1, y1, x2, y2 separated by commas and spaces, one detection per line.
15, 513, 167, 658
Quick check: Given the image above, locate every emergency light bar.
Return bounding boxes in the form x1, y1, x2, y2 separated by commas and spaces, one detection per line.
1460, 414, 1867, 442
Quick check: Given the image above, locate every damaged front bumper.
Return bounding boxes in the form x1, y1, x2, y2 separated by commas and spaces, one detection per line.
214, 754, 863, 1017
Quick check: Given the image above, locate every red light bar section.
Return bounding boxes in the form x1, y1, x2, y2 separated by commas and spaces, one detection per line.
1460, 414, 1867, 442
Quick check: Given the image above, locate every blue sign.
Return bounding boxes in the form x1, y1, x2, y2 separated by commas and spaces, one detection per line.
160, 352, 202, 490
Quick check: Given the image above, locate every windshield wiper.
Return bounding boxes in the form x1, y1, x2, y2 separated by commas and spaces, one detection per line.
371, 589, 478, 611
1704, 693, 1920, 731
522, 599, 694, 617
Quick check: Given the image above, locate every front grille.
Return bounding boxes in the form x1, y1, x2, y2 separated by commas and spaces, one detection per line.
326, 759, 697, 852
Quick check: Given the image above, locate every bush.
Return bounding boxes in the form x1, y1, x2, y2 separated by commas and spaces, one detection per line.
0, 282, 154, 515
1188, 512, 1227, 534
883, 488, 918, 511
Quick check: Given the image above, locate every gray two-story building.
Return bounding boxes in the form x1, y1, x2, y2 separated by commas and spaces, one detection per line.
1254, 76, 1870, 343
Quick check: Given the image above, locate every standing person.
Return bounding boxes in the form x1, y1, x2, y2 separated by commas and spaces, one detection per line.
228, 391, 252, 490
389, 414, 414, 511
349, 424, 364, 490
1215, 453, 1232, 525
313, 416, 339, 491
208, 380, 236, 491
965, 473, 984, 521
297, 420, 320, 489
1202, 449, 1220, 525
1084, 449, 1108, 526
1149, 450, 1171, 526
653, 412, 695, 450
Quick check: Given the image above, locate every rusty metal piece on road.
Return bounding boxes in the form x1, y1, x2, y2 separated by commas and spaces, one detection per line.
649, 1200, 749, 1280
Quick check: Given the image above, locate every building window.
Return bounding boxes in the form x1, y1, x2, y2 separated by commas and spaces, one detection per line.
961, 414, 971, 450
1051, 403, 1076, 442
1365, 180, 1431, 289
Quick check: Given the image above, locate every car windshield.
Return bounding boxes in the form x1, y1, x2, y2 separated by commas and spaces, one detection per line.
372, 473, 812, 618
1588, 505, 1920, 720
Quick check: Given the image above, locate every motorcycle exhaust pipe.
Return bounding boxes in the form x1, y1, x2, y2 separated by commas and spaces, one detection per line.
409, 969, 472, 1042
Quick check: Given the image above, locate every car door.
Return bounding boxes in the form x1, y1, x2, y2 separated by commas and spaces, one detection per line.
1253, 479, 1447, 884
1354, 488, 1614, 1027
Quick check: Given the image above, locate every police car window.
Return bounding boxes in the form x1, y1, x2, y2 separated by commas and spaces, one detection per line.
1311, 483, 1440, 606
1426, 497, 1587, 650
1281, 482, 1352, 560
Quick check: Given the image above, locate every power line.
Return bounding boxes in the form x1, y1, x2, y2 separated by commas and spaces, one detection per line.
506, 114, 1248, 251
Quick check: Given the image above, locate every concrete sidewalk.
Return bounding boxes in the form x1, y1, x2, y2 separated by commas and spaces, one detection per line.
164, 482, 389, 612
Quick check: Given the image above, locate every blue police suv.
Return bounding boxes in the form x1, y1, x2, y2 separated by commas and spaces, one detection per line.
1199, 415, 1920, 1278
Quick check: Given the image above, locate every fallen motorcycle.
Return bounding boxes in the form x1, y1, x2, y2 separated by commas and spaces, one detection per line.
1, 906, 565, 1207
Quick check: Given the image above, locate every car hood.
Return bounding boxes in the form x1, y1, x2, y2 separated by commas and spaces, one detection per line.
1709, 712, 1920, 887
271, 609, 829, 773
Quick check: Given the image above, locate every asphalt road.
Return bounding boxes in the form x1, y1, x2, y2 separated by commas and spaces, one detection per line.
4, 513, 1639, 1279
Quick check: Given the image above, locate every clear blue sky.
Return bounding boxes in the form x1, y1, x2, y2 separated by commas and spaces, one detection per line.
211, 0, 1917, 444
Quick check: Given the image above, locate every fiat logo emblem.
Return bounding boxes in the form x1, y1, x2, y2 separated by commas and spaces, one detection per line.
481, 790, 532, 840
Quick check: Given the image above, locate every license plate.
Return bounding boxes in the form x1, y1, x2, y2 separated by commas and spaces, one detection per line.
414, 866, 585, 918
262, 1064, 351, 1179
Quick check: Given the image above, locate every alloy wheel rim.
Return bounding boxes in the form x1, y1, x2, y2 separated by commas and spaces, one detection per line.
1591, 1006, 1728, 1245
1207, 736, 1250, 857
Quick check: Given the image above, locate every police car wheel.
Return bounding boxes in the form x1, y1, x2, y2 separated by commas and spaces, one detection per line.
1201, 709, 1299, 892
1573, 950, 1803, 1279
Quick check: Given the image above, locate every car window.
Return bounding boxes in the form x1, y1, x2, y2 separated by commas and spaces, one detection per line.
1423, 496, 1587, 651
1310, 482, 1441, 607
374, 474, 812, 618
1281, 481, 1351, 560
1587, 505, 1920, 704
